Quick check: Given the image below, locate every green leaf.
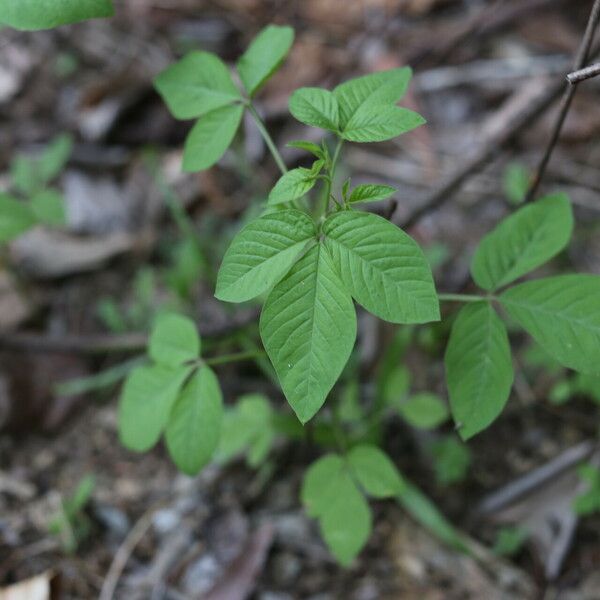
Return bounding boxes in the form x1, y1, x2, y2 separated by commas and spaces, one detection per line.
445, 302, 513, 440
30, 189, 66, 226
348, 183, 396, 204
118, 365, 191, 452
503, 163, 529, 205
10, 155, 39, 197
399, 393, 449, 429
165, 366, 223, 475
471, 194, 573, 291
301, 454, 345, 517
183, 103, 244, 172
289, 87, 339, 132
334, 67, 412, 130
286, 140, 325, 159
216, 209, 315, 302
397, 481, 467, 552
341, 104, 425, 142
268, 167, 319, 205
500, 275, 600, 375
323, 211, 439, 324
0, 0, 114, 30
149, 313, 200, 368
237, 25, 294, 97
217, 394, 274, 466
301, 454, 371, 566
260, 244, 357, 423
319, 472, 371, 566
348, 444, 405, 498
39, 134, 73, 183
154, 52, 241, 120
0, 194, 36, 241
429, 435, 471, 485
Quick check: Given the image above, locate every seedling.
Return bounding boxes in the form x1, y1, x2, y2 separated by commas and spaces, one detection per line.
4, 9, 600, 567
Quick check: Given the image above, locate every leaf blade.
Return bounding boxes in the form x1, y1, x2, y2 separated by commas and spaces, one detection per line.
341, 105, 425, 143
289, 87, 339, 132
260, 244, 357, 422
334, 67, 412, 129
183, 103, 244, 172
268, 168, 319, 206
323, 211, 439, 324
118, 365, 191, 452
148, 313, 200, 368
471, 194, 574, 291
237, 25, 294, 96
0, 0, 114, 30
165, 366, 223, 475
154, 51, 241, 120
216, 209, 316, 302
500, 275, 600, 375
445, 302, 513, 439
348, 183, 396, 204
348, 444, 405, 498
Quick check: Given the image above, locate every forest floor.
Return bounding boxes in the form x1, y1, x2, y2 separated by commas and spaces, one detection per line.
1, 1, 600, 598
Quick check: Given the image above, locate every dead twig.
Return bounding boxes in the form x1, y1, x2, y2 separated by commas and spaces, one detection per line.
566, 61, 600, 83
390, 77, 565, 226
0, 310, 259, 355
525, 0, 600, 201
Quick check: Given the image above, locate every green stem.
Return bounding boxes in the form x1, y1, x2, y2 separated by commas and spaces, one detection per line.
438, 293, 489, 303
320, 138, 343, 217
247, 103, 288, 175
205, 349, 266, 366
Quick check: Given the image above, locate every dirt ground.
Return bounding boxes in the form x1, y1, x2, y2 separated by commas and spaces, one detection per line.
1, 1, 600, 598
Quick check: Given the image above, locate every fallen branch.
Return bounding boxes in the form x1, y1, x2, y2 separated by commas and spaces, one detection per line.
0, 310, 259, 354
525, 0, 600, 201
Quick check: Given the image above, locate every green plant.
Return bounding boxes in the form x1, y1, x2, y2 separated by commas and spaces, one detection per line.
573, 463, 600, 515
0, 134, 72, 242
48, 475, 95, 553
111, 25, 600, 564
0, 0, 114, 30
7, 11, 599, 567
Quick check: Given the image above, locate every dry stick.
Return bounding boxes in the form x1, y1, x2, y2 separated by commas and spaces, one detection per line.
566, 61, 600, 83
0, 310, 259, 355
390, 78, 565, 227
525, 0, 600, 202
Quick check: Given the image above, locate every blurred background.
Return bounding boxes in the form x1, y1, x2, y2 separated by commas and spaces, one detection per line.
0, 1, 599, 598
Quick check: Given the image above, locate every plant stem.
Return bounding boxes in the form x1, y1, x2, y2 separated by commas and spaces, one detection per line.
247, 103, 288, 175
320, 138, 343, 217
438, 293, 489, 303
205, 349, 266, 366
